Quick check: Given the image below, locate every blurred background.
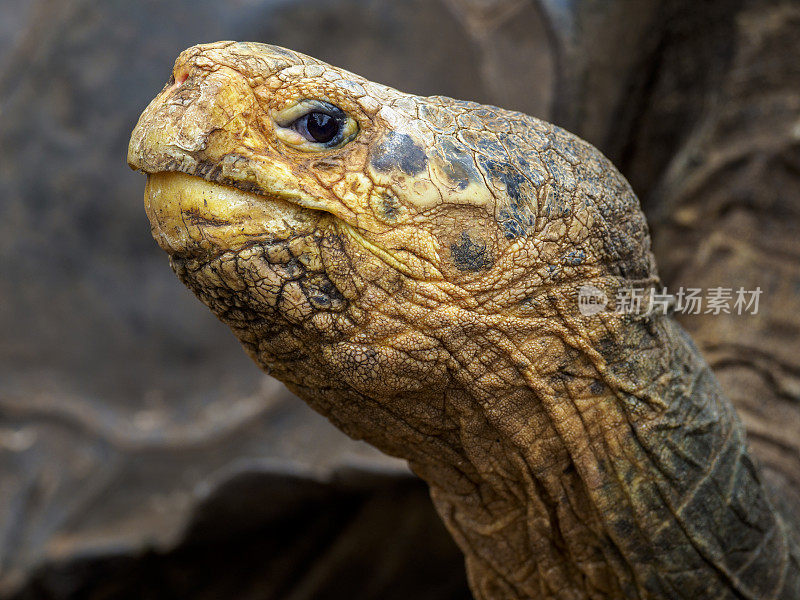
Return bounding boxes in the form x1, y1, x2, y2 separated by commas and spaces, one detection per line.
1, 0, 799, 598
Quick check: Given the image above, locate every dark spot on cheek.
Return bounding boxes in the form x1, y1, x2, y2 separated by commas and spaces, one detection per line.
449, 232, 494, 272
370, 131, 428, 176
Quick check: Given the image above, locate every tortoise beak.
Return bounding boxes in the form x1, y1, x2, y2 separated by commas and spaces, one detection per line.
143, 171, 319, 260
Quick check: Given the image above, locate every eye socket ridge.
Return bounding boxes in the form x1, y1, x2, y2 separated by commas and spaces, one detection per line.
273, 99, 358, 151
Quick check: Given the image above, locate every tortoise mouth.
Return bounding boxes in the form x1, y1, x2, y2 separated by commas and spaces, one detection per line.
142, 171, 430, 280
143, 172, 323, 261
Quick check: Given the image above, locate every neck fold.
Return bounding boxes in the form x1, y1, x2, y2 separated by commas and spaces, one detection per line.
411, 314, 800, 600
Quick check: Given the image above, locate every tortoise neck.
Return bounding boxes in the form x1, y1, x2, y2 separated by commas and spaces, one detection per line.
413, 315, 799, 600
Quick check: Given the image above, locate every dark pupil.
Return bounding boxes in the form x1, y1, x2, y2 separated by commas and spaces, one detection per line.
306, 112, 338, 143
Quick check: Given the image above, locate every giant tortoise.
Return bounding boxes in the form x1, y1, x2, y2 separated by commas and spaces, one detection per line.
127, 41, 800, 599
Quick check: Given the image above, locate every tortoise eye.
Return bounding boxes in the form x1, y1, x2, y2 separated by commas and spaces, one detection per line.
273, 99, 359, 152
292, 111, 342, 144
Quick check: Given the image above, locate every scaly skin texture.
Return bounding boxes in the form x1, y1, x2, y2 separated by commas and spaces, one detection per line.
128, 42, 800, 599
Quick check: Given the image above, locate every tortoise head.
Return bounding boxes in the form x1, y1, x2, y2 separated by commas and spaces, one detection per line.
128, 41, 656, 444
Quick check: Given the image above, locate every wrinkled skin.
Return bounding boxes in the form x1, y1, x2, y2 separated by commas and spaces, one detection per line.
128, 42, 800, 599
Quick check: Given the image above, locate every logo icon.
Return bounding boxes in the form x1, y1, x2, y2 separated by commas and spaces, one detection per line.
578, 285, 608, 316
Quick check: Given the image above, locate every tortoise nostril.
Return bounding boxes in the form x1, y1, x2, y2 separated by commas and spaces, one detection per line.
169, 67, 190, 89
164, 68, 190, 95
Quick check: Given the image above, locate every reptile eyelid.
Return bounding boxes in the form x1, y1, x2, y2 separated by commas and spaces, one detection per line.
272, 99, 344, 127
272, 99, 358, 151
